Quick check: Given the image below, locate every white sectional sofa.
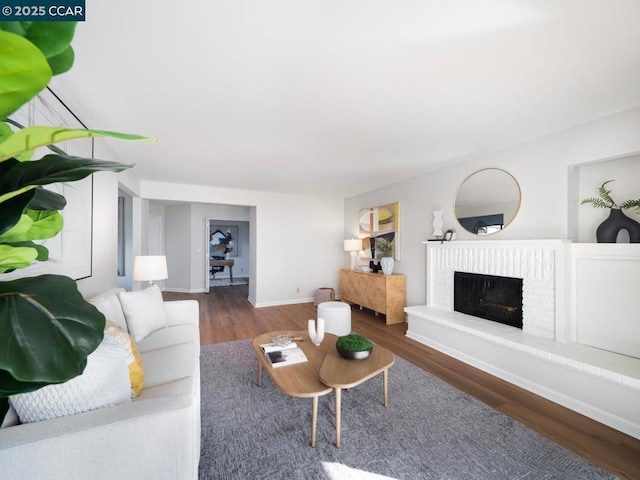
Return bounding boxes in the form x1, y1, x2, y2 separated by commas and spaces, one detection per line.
0, 287, 201, 480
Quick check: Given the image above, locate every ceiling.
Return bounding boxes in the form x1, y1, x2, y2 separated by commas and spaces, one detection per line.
50, 0, 640, 198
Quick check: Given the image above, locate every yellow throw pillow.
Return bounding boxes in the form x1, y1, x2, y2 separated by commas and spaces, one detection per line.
105, 320, 145, 397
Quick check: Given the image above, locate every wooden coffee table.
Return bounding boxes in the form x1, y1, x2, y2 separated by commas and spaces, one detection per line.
318, 343, 395, 448
252, 330, 395, 448
252, 330, 335, 447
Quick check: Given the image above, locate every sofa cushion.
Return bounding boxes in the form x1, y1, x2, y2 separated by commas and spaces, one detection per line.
9, 333, 131, 423
118, 285, 167, 342
141, 342, 199, 389
136, 323, 199, 354
104, 321, 145, 397
137, 376, 197, 401
88, 287, 128, 331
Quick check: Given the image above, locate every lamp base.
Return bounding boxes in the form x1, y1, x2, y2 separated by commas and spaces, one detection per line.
349, 251, 358, 270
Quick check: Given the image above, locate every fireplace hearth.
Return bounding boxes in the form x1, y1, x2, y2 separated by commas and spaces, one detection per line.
454, 271, 523, 329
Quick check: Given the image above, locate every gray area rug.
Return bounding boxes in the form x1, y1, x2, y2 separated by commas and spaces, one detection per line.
199, 340, 613, 480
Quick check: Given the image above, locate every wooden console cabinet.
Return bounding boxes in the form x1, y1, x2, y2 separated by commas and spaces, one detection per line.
340, 269, 406, 325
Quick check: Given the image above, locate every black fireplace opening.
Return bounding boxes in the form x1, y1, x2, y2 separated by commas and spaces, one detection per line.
454, 271, 523, 329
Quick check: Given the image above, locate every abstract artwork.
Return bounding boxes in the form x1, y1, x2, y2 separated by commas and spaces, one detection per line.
209, 225, 239, 258
358, 202, 399, 260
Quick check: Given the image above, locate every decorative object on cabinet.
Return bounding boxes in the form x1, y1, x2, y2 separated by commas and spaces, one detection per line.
581, 180, 640, 243
340, 269, 405, 325
375, 237, 394, 275
343, 238, 361, 269
455, 168, 521, 235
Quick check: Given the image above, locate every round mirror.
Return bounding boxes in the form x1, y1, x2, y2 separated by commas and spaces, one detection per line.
455, 168, 521, 235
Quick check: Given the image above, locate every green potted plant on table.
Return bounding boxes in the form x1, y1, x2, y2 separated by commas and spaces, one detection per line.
336, 334, 374, 360
0, 22, 151, 420
581, 180, 640, 243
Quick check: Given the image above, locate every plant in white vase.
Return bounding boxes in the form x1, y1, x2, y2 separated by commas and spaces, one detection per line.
375, 237, 394, 275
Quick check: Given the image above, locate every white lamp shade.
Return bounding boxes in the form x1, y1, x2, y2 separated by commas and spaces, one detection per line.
343, 239, 361, 252
133, 255, 168, 282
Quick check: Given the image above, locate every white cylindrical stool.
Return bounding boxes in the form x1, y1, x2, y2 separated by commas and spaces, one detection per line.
317, 301, 351, 336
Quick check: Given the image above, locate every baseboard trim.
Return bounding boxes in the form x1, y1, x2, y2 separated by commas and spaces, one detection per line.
253, 297, 314, 308
163, 287, 205, 294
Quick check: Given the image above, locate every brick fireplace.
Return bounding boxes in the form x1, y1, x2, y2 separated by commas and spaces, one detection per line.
405, 239, 640, 440
425, 239, 569, 341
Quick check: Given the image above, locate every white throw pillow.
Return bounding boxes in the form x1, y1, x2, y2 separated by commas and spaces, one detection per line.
118, 285, 167, 342
88, 288, 128, 332
9, 334, 131, 423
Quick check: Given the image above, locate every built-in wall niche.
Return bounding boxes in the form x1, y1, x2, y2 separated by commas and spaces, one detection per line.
569, 154, 640, 243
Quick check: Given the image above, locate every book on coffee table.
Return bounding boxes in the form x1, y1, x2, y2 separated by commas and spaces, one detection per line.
260, 342, 308, 368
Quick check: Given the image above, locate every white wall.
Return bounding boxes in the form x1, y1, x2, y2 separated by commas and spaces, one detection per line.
345, 106, 640, 307
77, 138, 134, 298
164, 204, 192, 292
76, 171, 119, 298
141, 182, 344, 305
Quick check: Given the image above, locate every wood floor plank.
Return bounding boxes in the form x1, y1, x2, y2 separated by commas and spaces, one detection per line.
164, 286, 640, 479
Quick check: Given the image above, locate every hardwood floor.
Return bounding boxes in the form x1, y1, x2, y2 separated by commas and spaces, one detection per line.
164, 286, 640, 479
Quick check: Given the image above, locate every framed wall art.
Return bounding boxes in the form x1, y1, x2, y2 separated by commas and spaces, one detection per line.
358, 202, 400, 260
4, 87, 94, 281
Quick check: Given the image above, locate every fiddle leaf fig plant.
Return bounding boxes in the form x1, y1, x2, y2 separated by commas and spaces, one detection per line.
0, 22, 154, 419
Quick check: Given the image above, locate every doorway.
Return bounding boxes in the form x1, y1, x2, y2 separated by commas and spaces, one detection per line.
205, 219, 250, 293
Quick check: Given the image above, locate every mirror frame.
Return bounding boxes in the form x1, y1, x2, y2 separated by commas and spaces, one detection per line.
454, 168, 521, 236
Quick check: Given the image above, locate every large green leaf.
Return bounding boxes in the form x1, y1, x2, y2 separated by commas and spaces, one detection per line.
0, 30, 52, 120
6, 241, 48, 261
0, 214, 31, 239
0, 22, 76, 77
0, 123, 34, 161
0, 122, 12, 143
46, 46, 75, 76
0, 22, 28, 36
0, 370, 49, 397
0, 274, 105, 386
0, 154, 133, 203
0, 210, 63, 243
0, 189, 34, 236
0, 397, 8, 422
28, 187, 67, 211
0, 126, 154, 162
22, 22, 76, 60
0, 244, 38, 273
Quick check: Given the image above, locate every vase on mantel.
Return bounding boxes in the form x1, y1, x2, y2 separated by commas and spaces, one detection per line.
596, 209, 640, 243
380, 257, 394, 276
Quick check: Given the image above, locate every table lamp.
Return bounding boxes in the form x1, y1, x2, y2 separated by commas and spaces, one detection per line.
133, 255, 168, 286
343, 238, 361, 270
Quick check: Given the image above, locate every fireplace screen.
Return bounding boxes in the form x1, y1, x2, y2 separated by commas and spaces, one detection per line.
454, 272, 523, 329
